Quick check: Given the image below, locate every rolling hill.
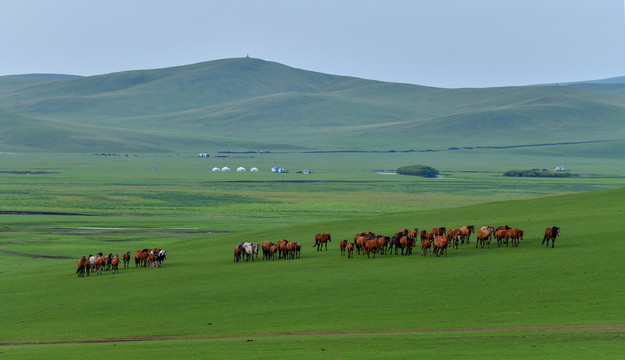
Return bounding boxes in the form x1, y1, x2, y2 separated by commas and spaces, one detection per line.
1, 57, 625, 153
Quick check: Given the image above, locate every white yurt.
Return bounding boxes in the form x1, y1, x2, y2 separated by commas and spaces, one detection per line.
211, 167, 220, 172
236, 167, 246, 172
221, 167, 230, 172
250, 167, 259, 172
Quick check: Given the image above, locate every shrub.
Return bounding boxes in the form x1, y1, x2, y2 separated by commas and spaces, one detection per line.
396, 165, 440, 178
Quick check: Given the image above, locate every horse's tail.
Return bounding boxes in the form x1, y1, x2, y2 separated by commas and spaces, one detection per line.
312, 241, 317, 248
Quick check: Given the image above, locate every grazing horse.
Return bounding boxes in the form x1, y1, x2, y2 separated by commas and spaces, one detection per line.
313, 233, 331, 251
122, 252, 131, 268
339, 240, 347, 256
76, 256, 88, 277
234, 246, 242, 262
346, 243, 354, 258
542, 226, 560, 248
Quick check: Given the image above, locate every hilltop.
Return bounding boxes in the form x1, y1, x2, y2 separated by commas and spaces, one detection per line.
1, 57, 624, 153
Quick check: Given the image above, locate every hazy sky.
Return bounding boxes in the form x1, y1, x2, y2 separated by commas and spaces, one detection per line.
2, 0, 624, 88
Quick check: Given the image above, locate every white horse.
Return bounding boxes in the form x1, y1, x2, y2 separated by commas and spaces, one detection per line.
241, 242, 255, 262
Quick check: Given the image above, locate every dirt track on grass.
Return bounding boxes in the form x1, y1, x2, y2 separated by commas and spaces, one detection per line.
3, 325, 625, 346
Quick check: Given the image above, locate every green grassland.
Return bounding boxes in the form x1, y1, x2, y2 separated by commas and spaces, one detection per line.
1, 152, 625, 359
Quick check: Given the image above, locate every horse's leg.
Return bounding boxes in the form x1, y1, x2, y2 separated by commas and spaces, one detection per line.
552, 237, 555, 248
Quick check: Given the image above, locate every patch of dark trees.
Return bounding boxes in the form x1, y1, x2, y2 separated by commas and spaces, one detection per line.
396, 165, 440, 178
503, 169, 578, 178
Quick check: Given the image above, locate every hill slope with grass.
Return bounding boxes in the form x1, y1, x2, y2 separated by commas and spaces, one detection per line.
1, 57, 625, 153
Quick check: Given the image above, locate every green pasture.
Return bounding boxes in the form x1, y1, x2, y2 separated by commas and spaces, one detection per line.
1, 153, 625, 358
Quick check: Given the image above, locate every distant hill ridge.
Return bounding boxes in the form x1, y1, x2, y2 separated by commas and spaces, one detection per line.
1, 57, 624, 153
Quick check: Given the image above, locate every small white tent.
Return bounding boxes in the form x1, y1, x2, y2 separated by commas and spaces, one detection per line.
221, 167, 230, 172
250, 167, 259, 172
237, 167, 246, 172
211, 167, 220, 172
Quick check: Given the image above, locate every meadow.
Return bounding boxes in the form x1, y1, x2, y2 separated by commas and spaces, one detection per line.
1, 149, 625, 359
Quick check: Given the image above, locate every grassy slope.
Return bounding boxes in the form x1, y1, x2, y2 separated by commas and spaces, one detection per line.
1, 58, 625, 152
1, 186, 625, 358
0, 150, 624, 357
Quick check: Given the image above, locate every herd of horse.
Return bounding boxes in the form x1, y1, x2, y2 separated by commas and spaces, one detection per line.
75, 248, 167, 277
340, 225, 560, 258
232, 226, 559, 264
234, 240, 303, 262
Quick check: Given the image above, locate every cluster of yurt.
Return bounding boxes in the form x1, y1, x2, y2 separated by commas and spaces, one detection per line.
211, 167, 259, 172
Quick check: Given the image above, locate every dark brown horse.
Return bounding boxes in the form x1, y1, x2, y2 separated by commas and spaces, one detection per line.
542, 226, 560, 248
313, 233, 331, 251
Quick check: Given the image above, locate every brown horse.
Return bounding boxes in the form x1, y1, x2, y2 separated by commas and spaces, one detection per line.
277, 239, 289, 259
355, 236, 367, 255
111, 255, 120, 274
494, 229, 507, 247
421, 239, 432, 256
542, 226, 560, 248
286, 241, 297, 259
313, 233, 331, 251
432, 235, 448, 257
448, 228, 461, 249
135, 249, 149, 267
269, 245, 278, 261
506, 228, 524, 247
476, 229, 491, 249
122, 252, 130, 268
94, 256, 107, 274
434, 227, 447, 237
365, 239, 379, 258
261, 241, 274, 260
234, 247, 242, 262
346, 243, 354, 258
459, 225, 475, 244
376, 236, 390, 255
76, 256, 88, 277
399, 236, 415, 256
339, 240, 347, 256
